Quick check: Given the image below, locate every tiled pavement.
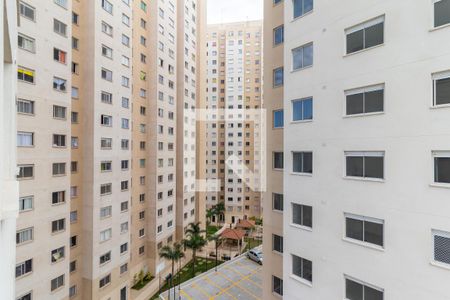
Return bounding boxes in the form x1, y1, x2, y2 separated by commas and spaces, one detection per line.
161, 254, 262, 300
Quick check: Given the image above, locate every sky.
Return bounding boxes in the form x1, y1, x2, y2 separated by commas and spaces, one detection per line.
207, 0, 263, 24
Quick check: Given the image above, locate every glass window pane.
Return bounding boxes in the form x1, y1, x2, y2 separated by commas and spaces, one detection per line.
364, 156, 384, 179
364, 285, 384, 300
365, 22, 384, 49
435, 0, 450, 27
292, 255, 302, 277
302, 205, 313, 228
346, 279, 364, 300
273, 110, 284, 128
303, 98, 313, 120
293, 0, 303, 18
303, 44, 313, 67
302, 259, 312, 282
293, 100, 303, 121
293, 152, 302, 173
364, 90, 384, 113
347, 30, 364, 54
364, 221, 383, 246
436, 77, 450, 106
435, 157, 450, 183
346, 218, 363, 241
292, 47, 303, 70
303, 152, 313, 173
346, 94, 364, 115
303, 0, 313, 14
346, 156, 364, 177
434, 234, 450, 264
292, 203, 302, 225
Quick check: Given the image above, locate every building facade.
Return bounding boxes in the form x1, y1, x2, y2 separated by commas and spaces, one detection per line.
0, 0, 19, 299
264, 0, 450, 299
263, 0, 284, 299
14, 0, 205, 299
203, 21, 263, 225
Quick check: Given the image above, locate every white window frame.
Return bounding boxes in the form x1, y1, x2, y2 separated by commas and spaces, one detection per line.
344, 83, 385, 117
344, 151, 385, 181
344, 274, 384, 300
345, 15, 385, 55
343, 213, 384, 249
432, 70, 450, 107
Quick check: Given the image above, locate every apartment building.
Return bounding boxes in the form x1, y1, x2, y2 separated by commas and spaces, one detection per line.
264, 0, 450, 299
263, 0, 284, 299
0, 1, 18, 299
14, 0, 205, 299
203, 21, 263, 225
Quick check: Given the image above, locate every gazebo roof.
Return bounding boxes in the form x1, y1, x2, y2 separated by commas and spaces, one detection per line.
220, 228, 245, 240
235, 219, 256, 229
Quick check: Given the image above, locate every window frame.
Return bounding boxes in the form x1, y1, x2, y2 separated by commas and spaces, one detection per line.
344, 83, 385, 116
345, 15, 385, 55
291, 97, 313, 122
344, 213, 385, 249
432, 70, 450, 107
344, 275, 384, 300
344, 151, 385, 180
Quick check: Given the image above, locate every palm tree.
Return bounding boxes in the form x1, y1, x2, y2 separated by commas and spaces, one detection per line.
206, 208, 215, 226
207, 234, 223, 272
159, 242, 184, 300
183, 222, 207, 277
214, 202, 225, 224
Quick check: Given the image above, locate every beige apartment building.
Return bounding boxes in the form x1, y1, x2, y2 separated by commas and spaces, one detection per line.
263, 0, 284, 299
14, 0, 205, 299
203, 21, 263, 225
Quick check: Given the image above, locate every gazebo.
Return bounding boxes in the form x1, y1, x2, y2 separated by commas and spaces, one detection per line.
220, 228, 245, 258
235, 219, 256, 235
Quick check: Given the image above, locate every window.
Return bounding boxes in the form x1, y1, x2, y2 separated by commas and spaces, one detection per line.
100, 206, 112, 218
122, 34, 130, 47
101, 138, 112, 149
53, 19, 67, 36
16, 227, 33, 244
141, 1, 147, 11
273, 67, 283, 87
292, 203, 312, 228
434, 0, 450, 28
53, 134, 66, 147
100, 228, 112, 242
17, 165, 34, 179
52, 191, 65, 205
72, 37, 79, 49
69, 285, 77, 298
272, 193, 283, 211
17, 99, 34, 114
345, 151, 384, 179
292, 97, 313, 121
292, 254, 312, 283
18, 34, 35, 52
19, 196, 33, 212
121, 76, 130, 87
292, 152, 313, 174
102, 45, 113, 58
122, 97, 129, 108
101, 91, 112, 104
433, 71, 450, 106
100, 183, 112, 195
272, 234, 283, 253
292, 43, 313, 70
100, 161, 112, 172
53, 77, 67, 91
273, 152, 284, 169
51, 218, 66, 233
101, 68, 112, 81
101, 0, 113, 13
345, 277, 384, 300
70, 236, 77, 248
54, 0, 67, 8
122, 13, 130, 26
273, 25, 284, 45
120, 263, 128, 274
433, 229, 450, 265
72, 12, 79, 25
346, 84, 384, 115
72, 87, 79, 98
434, 151, 450, 183
293, 0, 313, 19
120, 243, 128, 254
345, 214, 384, 247
51, 246, 65, 262
99, 251, 111, 265
53, 48, 67, 64
120, 222, 128, 233
17, 67, 35, 83
272, 276, 283, 296
17, 132, 34, 147
101, 114, 112, 126
273, 110, 284, 128
102, 22, 113, 36
52, 163, 66, 176
51, 274, 65, 291
99, 274, 111, 288
53, 105, 66, 119
16, 259, 32, 278
19, 1, 35, 20
346, 16, 384, 54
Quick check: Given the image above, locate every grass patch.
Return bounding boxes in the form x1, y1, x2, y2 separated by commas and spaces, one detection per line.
132, 274, 155, 291
149, 258, 224, 299
244, 237, 263, 252
206, 225, 219, 236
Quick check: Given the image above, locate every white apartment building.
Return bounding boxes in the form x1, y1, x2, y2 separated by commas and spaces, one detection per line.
0, 1, 18, 299
277, 0, 450, 299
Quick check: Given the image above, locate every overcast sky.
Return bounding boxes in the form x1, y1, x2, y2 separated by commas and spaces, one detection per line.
207, 0, 263, 24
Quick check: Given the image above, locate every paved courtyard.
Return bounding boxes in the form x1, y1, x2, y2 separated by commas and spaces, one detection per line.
161, 254, 262, 300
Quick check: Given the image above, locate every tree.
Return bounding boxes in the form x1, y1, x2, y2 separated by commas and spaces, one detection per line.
159, 242, 184, 300
183, 222, 207, 277
206, 208, 215, 226
207, 234, 223, 272
214, 202, 225, 224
